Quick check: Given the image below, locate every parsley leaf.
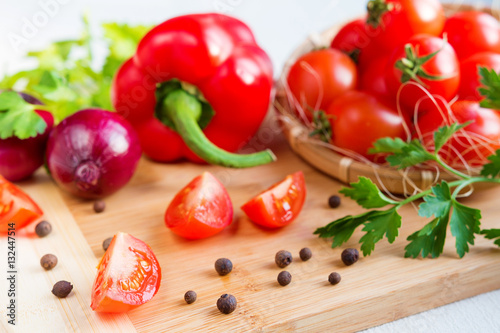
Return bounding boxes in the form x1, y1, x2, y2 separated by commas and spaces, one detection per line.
313, 211, 375, 248
314, 208, 401, 256
480, 149, 500, 178
450, 201, 481, 258
0, 91, 47, 139
433, 122, 471, 152
478, 66, 500, 110
370, 138, 435, 169
480, 229, 500, 247
340, 177, 395, 209
418, 181, 452, 219
0, 17, 152, 131
360, 207, 401, 256
405, 182, 452, 258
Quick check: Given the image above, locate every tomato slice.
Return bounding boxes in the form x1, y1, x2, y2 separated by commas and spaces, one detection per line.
164, 172, 233, 239
90, 232, 161, 313
241, 171, 306, 229
0, 175, 43, 233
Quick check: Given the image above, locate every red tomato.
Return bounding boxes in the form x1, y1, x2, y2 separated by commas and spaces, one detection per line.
442, 11, 500, 60
458, 52, 500, 101
417, 100, 500, 167
286, 49, 357, 119
90, 232, 161, 313
386, 35, 460, 115
330, 18, 380, 63
165, 172, 232, 239
241, 171, 306, 229
360, 56, 390, 98
326, 91, 408, 161
0, 176, 43, 233
368, 0, 445, 50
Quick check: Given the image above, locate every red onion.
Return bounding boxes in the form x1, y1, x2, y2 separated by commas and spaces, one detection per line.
46, 109, 141, 198
0, 93, 54, 181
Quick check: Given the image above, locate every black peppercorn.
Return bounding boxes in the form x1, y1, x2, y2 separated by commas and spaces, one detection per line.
35, 221, 52, 237
184, 290, 197, 304
328, 195, 341, 208
328, 272, 341, 285
341, 248, 359, 266
277, 271, 292, 286
102, 237, 113, 252
299, 247, 312, 261
275, 250, 292, 268
40, 254, 58, 270
214, 258, 233, 276
93, 200, 106, 213
52, 280, 73, 298
217, 294, 237, 314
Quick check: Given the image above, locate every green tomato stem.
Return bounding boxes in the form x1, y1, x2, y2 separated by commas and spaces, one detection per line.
160, 89, 276, 168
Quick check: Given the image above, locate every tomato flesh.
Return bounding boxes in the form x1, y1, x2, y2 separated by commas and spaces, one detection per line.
91, 232, 161, 313
165, 172, 233, 239
0, 175, 43, 233
241, 171, 306, 229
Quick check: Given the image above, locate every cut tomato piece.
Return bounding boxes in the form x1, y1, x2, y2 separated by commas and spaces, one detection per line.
90, 232, 161, 313
0, 175, 43, 233
241, 171, 306, 228
164, 172, 233, 239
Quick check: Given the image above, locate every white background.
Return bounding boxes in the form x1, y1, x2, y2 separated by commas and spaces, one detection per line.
1, 0, 500, 332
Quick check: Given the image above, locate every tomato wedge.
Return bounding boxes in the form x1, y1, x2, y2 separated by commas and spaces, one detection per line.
91, 232, 161, 313
0, 175, 43, 233
164, 172, 233, 239
241, 172, 306, 229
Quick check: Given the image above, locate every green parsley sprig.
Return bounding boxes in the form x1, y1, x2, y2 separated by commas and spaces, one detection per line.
314, 123, 500, 258
0, 16, 152, 139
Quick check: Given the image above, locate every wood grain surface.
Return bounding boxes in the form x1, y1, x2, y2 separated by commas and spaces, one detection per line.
6, 117, 499, 332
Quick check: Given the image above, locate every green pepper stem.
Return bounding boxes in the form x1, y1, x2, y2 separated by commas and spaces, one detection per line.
160, 90, 276, 168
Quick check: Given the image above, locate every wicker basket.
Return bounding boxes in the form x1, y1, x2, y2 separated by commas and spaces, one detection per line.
274, 4, 498, 195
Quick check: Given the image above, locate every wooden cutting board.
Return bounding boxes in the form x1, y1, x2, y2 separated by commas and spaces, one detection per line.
4, 123, 500, 333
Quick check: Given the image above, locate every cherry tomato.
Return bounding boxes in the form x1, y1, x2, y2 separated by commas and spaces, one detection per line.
359, 56, 390, 98
286, 49, 357, 119
91, 232, 161, 313
241, 171, 306, 229
417, 100, 500, 167
165, 172, 232, 239
330, 18, 379, 63
458, 52, 500, 101
326, 91, 408, 161
0, 176, 43, 233
442, 11, 500, 60
385, 34, 460, 116
368, 0, 445, 51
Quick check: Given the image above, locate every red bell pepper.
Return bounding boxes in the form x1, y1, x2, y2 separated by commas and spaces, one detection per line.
112, 13, 275, 168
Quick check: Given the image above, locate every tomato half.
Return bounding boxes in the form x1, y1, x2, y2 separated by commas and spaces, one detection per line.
417, 100, 500, 167
458, 52, 500, 101
241, 171, 306, 229
165, 172, 232, 239
442, 11, 500, 60
0, 175, 43, 233
385, 34, 460, 115
286, 49, 357, 119
326, 91, 408, 161
91, 232, 161, 313
368, 0, 445, 51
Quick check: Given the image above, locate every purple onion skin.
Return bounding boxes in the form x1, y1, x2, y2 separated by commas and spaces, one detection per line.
0, 92, 54, 182
46, 109, 142, 199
